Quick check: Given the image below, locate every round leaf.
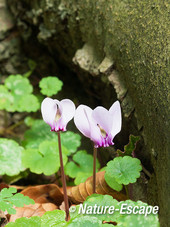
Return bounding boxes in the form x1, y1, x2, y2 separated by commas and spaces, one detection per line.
104, 171, 123, 192
115, 200, 160, 227
68, 216, 102, 227
83, 194, 119, 222
17, 94, 40, 112
39, 77, 63, 96
6, 216, 41, 227
65, 150, 100, 185
0, 139, 24, 176
22, 141, 68, 175
5, 75, 33, 95
41, 210, 66, 227
105, 156, 142, 185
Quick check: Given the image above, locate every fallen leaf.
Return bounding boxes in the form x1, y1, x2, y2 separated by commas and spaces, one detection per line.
67, 171, 127, 203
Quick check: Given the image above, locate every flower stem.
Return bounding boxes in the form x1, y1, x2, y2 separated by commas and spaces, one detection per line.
93, 146, 97, 194
57, 132, 69, 221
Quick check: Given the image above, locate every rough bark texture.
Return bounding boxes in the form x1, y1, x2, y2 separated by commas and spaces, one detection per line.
1, 0, 170, 226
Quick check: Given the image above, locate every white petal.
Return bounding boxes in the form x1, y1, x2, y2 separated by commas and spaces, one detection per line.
74, 105, 93, 138
41, 97, 57, 129
58, 99, 75, 129
92, 106, 113, 135
109, 101, 122, 137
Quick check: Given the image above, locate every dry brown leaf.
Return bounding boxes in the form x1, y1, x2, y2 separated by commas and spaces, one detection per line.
67, 171, 127, 203
21, 184, 64, 205
9, 202, 57, 222
8, 184, 64, 222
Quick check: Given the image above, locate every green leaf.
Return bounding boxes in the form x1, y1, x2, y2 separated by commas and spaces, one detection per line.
39, 76, 63, 96
65, 150, 100, 185
41, 210, 66, 227
0, 187, 34, 215
0, 188, 17, 198
1, 74, 40, 112
0, 85, 13, 110
22, 141, 68, 175
9, 193, 34, 207
17, 94, 40, 112
105, 156, 142, 186
5, 75, 33, 95
61, 131, 81, 155
23, 120, 81, 154
83, 194, 118, 222
118, 135, 140, 156
104, 171, 123, 192
114, 200, 160, 227
6, 216, 41, 227
0, 200, 16, 214
0, 139, 24, 176
68, 216, 102, 227
24, 117, 35, 127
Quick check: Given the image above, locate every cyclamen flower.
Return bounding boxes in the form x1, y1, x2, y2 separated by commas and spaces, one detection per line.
41, 97, 75, 132
74, 101, 122, 148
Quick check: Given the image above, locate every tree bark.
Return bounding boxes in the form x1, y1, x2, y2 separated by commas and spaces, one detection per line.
4, 0, 170, 226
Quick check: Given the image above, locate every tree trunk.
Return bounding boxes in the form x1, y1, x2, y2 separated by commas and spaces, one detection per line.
3, 0, 170, 226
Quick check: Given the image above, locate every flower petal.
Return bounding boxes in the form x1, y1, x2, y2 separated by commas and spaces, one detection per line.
109, 101, 122, 137
74, 105, 93, 138
92, 106, 113, 135
41, 97, 57, 130
57, 99, 75, 130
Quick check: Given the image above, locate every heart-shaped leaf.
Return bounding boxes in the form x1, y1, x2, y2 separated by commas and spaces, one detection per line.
22, 141, 68, 175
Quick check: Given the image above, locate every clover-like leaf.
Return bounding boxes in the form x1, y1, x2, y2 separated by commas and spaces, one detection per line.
117, 135, 140, 157
105, 156, 142, 186
22, 141, 68, 175
0, 139, 24, 176
6, 216, 41, 227
41, 210, 66, 227
0, 187, 34, 215
0, 85, 13, 110
5, 75, 33, 95
39, 76, 63, 96
65, 150, 100, 185
23, 120, 81, 155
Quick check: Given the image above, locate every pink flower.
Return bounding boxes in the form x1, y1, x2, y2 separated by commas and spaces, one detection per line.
41, 97, 75, 132
74, 101, 122, 148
